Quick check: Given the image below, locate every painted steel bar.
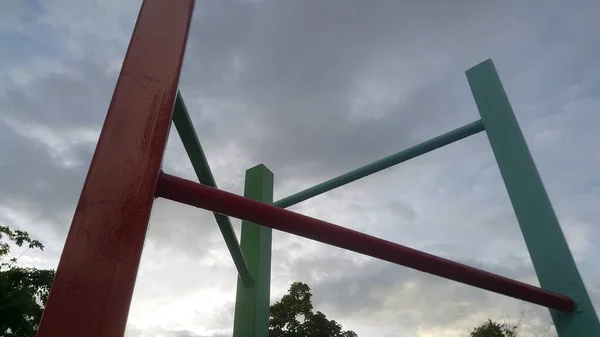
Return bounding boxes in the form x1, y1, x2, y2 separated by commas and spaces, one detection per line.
233, 165, 274, 337
274, 120, 485, 208
173, 91, 253, 287
467, 59, 600, 336
36, 2, 195, 337
156, 172, 575, 312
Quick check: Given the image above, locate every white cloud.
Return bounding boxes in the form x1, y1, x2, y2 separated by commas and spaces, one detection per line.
1, 0, 599, 336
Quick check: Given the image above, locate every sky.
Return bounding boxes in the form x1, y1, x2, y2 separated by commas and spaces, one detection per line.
1, 0, 600, 336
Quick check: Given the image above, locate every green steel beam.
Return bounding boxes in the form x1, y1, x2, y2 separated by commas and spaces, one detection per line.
466, 59, 600, 337
274, 120, 484, 208
172, 91, 253, 287
233, 165, 274, 337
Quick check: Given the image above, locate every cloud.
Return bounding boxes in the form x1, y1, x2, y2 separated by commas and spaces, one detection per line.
2, 0, 600, 336
125, 326, 228, 337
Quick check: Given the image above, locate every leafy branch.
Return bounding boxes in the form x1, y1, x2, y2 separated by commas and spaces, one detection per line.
1, 225, 55, 337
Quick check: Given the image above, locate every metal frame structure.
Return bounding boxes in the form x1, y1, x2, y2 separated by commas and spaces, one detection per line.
36, 1, 599, 337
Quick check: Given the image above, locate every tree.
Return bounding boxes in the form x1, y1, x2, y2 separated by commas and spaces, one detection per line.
470, 317, 558, 337
269, 282, 357, 337
0, 225, 55, 337
470, 319, 519, 337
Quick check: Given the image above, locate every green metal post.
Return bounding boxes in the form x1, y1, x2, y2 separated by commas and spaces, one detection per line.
233, 164, 274, 337
172, 92, 253, 287
274, 120, 484, 208
466, 59, 600, 336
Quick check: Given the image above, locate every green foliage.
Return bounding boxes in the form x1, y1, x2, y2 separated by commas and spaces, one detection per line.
470, 319, 519, 337
0, 225, 55, 337
269, 282, 357, 337
0, 226, 44, 262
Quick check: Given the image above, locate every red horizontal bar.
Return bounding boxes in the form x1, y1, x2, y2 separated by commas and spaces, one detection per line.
156, 172, 575, 312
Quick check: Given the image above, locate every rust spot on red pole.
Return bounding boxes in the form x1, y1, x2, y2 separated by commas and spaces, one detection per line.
156, 172, 575, 313
36, 1, 195, 337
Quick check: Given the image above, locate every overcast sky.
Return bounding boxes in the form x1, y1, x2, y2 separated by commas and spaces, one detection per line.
2, 0, 600, 336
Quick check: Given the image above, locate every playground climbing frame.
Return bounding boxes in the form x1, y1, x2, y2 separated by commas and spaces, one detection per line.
35, 1, 599, 337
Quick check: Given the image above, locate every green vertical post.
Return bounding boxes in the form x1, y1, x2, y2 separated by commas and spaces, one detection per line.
466, 59, 600, 336
233, 164, 274, 337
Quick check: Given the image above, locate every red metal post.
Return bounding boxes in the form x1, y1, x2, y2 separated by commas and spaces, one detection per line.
157, 172, 575, 312
36, 1, 195, 337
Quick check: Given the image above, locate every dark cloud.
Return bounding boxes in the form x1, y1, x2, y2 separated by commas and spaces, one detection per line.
0, 120, 91, 226
277, 249, 558, 335
179, 0, 517, 181
2, 0, 600, 336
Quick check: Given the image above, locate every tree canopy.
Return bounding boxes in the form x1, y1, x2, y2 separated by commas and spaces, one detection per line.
0, 225, 55, 337
269, 282, 357, 337
470, 317, 556, 337
470, 319, 518, 337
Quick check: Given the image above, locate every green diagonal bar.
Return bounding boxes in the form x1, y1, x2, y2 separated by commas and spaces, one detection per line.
466, 59, 600, 337
274, 120, 484, 208
173, 91, 253, 287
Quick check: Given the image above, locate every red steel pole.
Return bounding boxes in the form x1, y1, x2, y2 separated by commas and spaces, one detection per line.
36, 1, 195, 337
157, 172, 575, 312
